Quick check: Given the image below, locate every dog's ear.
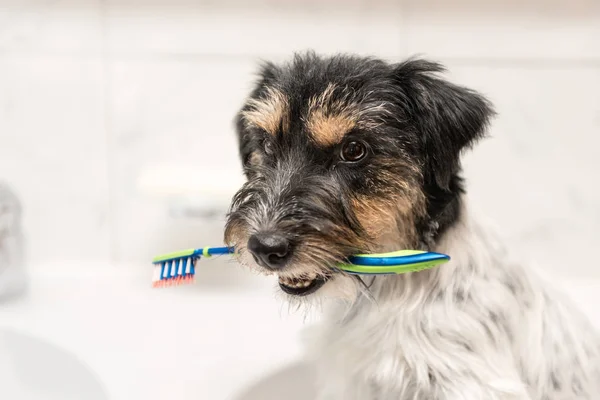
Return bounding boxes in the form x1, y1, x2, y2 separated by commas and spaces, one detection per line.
393, 59, 494, 189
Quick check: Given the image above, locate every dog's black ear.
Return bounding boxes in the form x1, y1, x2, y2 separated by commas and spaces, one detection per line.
393, 59, 494, 189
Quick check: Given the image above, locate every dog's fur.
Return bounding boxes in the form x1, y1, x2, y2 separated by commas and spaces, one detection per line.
225, 52, 600, 399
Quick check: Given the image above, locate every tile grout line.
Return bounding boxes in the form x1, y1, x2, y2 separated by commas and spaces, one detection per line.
1, 49, 599, 69
100, 0, 117, 263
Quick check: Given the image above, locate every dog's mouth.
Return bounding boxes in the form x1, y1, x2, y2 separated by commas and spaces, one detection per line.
278, 273, 328, 296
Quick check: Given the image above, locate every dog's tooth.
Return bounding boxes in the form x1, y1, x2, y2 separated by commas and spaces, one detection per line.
279, 274, 318, 289
280, 276, 301, 288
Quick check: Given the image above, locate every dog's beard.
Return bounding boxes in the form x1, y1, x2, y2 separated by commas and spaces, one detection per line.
228, 232, 381, 318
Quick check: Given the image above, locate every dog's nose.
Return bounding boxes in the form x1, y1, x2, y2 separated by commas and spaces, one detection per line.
247, 233, 291, 269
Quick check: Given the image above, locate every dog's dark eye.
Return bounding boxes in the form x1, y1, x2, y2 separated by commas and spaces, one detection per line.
340, 141, 367, 162
263, 140, 274, 156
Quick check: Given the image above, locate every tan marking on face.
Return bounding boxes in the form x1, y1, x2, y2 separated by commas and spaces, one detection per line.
306, 111, 357, 147
351, 166, 426, 251
353, 197, 419, 251
248, 151, 263, 166
241, 87, 289, 135
306, 83, 359, 147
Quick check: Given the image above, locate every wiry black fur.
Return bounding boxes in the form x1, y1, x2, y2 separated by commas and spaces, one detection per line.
391, 59, 494, 243
227, 52, 494, 259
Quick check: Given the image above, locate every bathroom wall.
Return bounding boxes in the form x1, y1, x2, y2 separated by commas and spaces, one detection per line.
0, 0, 598, 275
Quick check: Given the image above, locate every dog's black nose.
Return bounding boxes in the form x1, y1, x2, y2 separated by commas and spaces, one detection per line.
247, 233, 291, 269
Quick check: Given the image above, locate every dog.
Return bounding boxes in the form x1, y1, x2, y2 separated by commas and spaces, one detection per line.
224, 52, 600, 399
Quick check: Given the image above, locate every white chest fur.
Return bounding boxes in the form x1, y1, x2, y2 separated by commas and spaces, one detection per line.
306, 209, 600, 400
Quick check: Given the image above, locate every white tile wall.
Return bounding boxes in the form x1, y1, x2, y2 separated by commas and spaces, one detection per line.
0, 0, 102, 54
106, 0, 404, 58
0, 0, 598, 275
403, 0, 600, 61
0, 55, 110, 264
108, 59, 255, 261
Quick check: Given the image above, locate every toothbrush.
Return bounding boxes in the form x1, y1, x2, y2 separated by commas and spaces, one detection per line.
151, 246, 450, 288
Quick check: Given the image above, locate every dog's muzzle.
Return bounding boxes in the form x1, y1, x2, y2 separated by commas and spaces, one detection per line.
226, 161, 361, 296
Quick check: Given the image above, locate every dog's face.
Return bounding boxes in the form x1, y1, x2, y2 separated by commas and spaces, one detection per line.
225, 53, 493, 301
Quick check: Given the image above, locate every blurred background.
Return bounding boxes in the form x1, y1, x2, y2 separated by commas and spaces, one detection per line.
0, 0, 598, 399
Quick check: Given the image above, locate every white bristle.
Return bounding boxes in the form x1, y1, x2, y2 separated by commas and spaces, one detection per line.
184, 258, 191, 274
170, 261, 176, 277
177, 259, 183, 276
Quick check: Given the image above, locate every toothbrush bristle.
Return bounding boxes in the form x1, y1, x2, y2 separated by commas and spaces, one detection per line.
151, 256, 198, 288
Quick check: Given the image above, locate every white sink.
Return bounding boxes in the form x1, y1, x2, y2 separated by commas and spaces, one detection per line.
0, 260, 307, 400
0, 328, 109, 400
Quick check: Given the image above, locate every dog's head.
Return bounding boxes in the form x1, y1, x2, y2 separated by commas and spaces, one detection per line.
225, 53, 493, 301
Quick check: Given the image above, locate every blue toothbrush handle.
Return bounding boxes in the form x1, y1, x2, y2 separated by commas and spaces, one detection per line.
348, 252, 449, 266
197, 246, 235, 258
208, 247, 235, 255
